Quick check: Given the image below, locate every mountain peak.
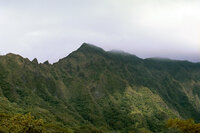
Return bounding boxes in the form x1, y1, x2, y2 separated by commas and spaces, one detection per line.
5, 53, 25, 61
32, 58, 38, 64
77, 43, 105, 53
43, 60, 50, 65
79, 43, 102, 49
80, 42, 93, 47
6, 53, 21, 57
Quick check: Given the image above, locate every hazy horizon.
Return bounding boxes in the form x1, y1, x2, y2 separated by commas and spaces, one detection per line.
0, 0, 200, 63
2, 43, 200, 64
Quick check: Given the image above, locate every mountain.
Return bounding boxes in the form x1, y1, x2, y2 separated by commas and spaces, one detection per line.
0, 43, 200, 132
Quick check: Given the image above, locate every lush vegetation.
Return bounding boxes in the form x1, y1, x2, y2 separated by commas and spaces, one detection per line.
0, 43, 200, 132
0, 113, 44, 133
167, 118, 200, 133
0, 113, 83, 133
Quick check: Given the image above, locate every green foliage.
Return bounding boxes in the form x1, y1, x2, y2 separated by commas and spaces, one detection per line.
167, 118, 200, 133
0, 113, 74, 133
74, 125, 104, 133
0, 113, 44, 133
0, 43, 200, 132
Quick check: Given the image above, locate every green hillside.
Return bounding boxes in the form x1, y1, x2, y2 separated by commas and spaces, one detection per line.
0, 43, 200, 132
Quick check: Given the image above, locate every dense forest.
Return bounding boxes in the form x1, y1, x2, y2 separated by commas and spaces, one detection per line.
1, 43, 200, 132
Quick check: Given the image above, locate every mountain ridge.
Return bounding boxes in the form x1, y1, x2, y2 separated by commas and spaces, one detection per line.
0, 43, 200, 132
1, 43, 199, 64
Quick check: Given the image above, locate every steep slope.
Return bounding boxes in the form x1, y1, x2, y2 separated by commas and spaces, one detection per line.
0, 53, 83, 126
0, 43, 200, 132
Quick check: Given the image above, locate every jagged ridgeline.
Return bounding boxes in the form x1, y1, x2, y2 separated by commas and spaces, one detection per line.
0, 43, 200, 132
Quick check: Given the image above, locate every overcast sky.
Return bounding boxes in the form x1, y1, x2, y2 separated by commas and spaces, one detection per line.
0, 0, 200, 63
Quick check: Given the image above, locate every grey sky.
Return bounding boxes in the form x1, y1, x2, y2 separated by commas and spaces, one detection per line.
0, 0, 200, 63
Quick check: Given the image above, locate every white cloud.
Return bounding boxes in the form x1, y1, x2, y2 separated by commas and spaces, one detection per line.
0, 0, 200, 62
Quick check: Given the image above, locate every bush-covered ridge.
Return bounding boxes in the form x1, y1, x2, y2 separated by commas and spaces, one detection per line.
0, 43, 200, 132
